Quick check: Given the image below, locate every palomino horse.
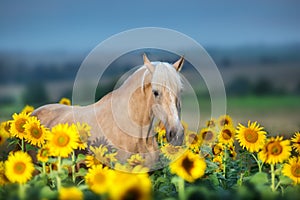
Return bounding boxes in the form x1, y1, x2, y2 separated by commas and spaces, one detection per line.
33, 54, 185, 168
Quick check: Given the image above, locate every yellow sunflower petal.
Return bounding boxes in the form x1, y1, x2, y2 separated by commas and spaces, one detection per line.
10, 112, 31, 140
282, 157, 300, 185
258, 136, 291, 164
24, 116, 48, 147
5, 151, 34, 184
170, 151, 206, 183
236, 121, 267, 153
47, 123, 79, 157
291, 132, 300, 153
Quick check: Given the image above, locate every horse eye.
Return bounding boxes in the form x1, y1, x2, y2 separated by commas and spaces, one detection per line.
153, 90, 159, 97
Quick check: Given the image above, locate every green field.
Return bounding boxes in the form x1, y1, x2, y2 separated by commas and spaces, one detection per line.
181, 95, 300, 136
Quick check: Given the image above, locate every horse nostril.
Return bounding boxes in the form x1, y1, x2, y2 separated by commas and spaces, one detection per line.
167, 129, 184, 146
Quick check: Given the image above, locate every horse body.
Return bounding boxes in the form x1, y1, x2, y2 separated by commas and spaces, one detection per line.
33, 54, 184, 168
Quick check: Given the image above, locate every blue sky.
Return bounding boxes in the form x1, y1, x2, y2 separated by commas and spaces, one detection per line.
1, 0, 300, 51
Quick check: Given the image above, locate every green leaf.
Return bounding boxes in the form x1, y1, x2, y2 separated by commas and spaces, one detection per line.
208, 174, 219, 187
279, 175, 293, 185
62, 159, 73, 166
76, 153, 86, 163
249, 172, 269, 185
40, 186, 58, 199
76, 168, 87, 177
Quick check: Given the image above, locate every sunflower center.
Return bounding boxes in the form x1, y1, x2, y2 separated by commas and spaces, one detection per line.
212, 144, 222, 155
182, 157, 194, 175
222, 129, 232, 140
291, 164, 300, 178
244, 129, 258, 143
189, 134, 198, 144
31, 127, 42, 139
122, 188, 142, 200
56, 134, 70, 147
13, 161, 26, 174
220, 119, 229, 126
207, 120, 216, 128
202, 131, 213, 141
167, 146, 179, 154
0, 136, 3, 144
41, 149, 49, 157
267, 142, 283, 155
94, 172, 106, 185
4, 123, 11, 132
16, 118, 26, 133
79, 131, 88, 142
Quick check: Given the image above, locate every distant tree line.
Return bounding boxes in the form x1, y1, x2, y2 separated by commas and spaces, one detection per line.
227, 76, 300, 96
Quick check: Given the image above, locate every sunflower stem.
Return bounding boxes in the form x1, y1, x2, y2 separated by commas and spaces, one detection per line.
21, 138, 24, 152
251, 153, 263, 173
223, 146, 227, 178
178, 177, 185, 200
72, 150, 76, 183
56, 156, 62, 190
42, 162, 46, 175
271, 164, 276, 192
18, 183, 26, 200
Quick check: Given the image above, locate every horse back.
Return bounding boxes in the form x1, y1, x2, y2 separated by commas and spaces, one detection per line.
32, 104, 75, 128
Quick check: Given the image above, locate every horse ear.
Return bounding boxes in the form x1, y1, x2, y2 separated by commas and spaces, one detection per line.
143, 53, 154, 73
173, 56, 184, 72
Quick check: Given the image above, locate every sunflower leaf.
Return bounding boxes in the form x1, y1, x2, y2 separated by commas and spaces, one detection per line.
76, 153, 86, 163
249, 172, 268, 185
76, 168, 87, 177
279, 175, 293, 185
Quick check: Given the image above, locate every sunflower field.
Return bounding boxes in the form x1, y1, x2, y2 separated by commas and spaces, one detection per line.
1, 99, 300, 200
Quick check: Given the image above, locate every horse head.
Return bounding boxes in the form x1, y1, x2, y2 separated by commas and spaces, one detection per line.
143, 54, 184, 146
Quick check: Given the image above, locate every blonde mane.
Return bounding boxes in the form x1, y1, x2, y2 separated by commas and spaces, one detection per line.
150, 62, 182, 93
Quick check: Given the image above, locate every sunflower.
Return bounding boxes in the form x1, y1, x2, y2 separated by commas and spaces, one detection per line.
89, 145, 118, 166
161, 143, 185, 161
185, 130, 202, 152
155, 122, 167, 145
9, 112, 30, 140
218, 125, 235, 145
0, 161, 8, 186
24, 116, 47, 147
258, 136, 291, 165
127, 154, 145, 167
37, 146, 50, 163
206, 118, 217, 128
282, 157, 300, 184
47, 123, 79, 157
0, 121, 11, 138
21, 105, 34, 115
109, 170, 152, 200
85, 155, 101, 168
181, 120, 188, 133
5, 151, 34, 184
199, 127, 217, 146
59, 187, 83, 200
170, 151, 206, 183
85, 164, 114, 195
228, 144, 237, 159
0, 128, 8, 146
212, 155, 223, 172
236, 121, 267, 153
75, 122, 91, 150
212, 143, 224, 156
59, 97, 71, 106
291, 132, 300, 154
218, 115, 233, 127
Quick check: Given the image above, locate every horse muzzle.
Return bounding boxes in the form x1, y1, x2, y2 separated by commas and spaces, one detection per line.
166, 126, 184, 146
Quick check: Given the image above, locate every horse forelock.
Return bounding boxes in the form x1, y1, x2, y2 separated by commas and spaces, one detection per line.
151, 62, 182, 94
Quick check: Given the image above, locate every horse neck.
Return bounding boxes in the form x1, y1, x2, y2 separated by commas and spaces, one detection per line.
119, 67, 154, 127
95, 67, 154, 138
